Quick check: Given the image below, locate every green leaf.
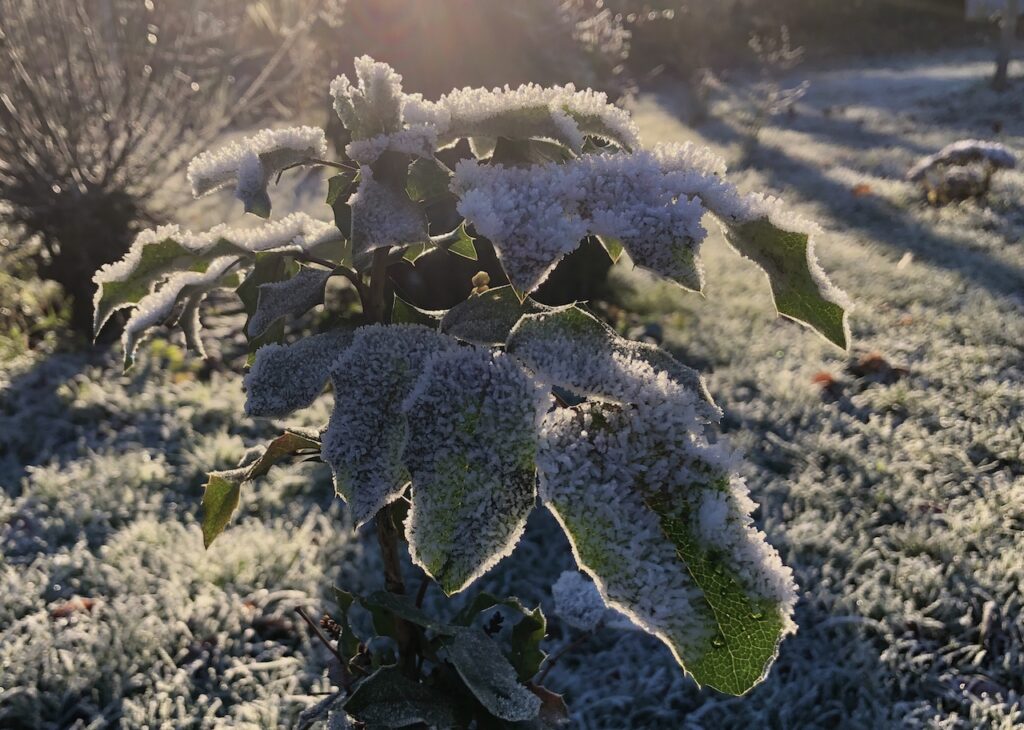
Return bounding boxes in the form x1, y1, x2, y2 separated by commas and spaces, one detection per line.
440, 286, 548, 347
401, 241, 433, 263
507, 306, 718, 415
595, 235, 625, 264
538, 403, 796, 696
200, 471, 243, 549
490, 137, 575, 167
446, 224, 478, 261
344, 667, 459, 729
237, 253, 299, 351
721, 218, 849, 349
406, 157, 453, 203
403, 349, 547, 595
451, 594, 547, 679
361, 590, 455, 636
391, 295, 444, 326
331, 587, 363, 659
201, 430, 321, 547
327, 170, 358, 206
445, 629, 541, 722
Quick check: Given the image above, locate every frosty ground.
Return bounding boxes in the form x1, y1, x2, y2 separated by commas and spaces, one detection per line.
2, 48, 1022, 729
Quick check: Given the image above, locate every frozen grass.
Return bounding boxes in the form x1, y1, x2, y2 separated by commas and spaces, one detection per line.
2, 48, 1023, 728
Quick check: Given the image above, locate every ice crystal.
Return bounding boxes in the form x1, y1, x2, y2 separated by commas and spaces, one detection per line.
321, 325, 457, 526
330, 56, 407, 140
246, 266, 333, 338
244, 329, 354, 419
403, 348, 550, 595
186, 126, 327, 212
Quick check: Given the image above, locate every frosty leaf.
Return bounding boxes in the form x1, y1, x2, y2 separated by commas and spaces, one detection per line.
403, 348, 549, 595
121, 257, 238, 368
507, 306, 718, 416
93, 213, 341, 336
343, 667, 459, 729
438, 83, 639, 152
331, 56, 406, 140
440, 286, 548, 346
247, 266, 333, 338
350, 167, 429, 259
451, 593, 548, 681
245, 329, 355, 418
186, 126, 327, 216
445, 629, 542, 722
538, 402, 797, 695
551, 571, 608, 631
201, 430, 320, 547
321, 325, 458, 525
722, 219, 849, 349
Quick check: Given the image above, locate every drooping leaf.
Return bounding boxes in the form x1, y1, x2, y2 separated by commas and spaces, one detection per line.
321, 325, 458, 525
245, 329, 354, 418
201, 430, 321, 547
403, 348, 550, 595
445, 629, 541, 722
200, 471, 244, 549
440, 286, 548, 347
507, 306, 718, 416
247, 265, 333, 338
721, 218, 849, 349
344, 667, 459, 729
537, 402, 797, 695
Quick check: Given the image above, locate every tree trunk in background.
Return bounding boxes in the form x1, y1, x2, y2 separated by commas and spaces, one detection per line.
994, 0, 1019, 90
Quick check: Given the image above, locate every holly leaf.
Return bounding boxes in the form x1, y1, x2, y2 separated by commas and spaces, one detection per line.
722, 218, 849, 349
445, 629, 541, 722
538, 403, 797, 696
344, 667, 459, 729
406, 157, 452, 203
403, 348, 549, 595
440, 286, 548, 346
247, 265, 333, 338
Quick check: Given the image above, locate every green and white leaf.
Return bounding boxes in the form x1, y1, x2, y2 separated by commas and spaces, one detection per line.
445, 629, 542, 722
245, 329, 354, 418
321, 325, 457, 526
440, 286, 549, 347
93, 213, 341, 336
507, 306, 718, 416
537, 402, 797, 695
403, 348, 549, 595
350, 168, 429, 259
343, 667, 459, 729
247, 265, 333, 338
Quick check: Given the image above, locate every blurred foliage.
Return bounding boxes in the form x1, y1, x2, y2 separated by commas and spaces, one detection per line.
0, 231, 69, 361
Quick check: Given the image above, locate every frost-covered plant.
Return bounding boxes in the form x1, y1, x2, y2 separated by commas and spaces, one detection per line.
93, 56, 851, 725
907, 139, 1017, 205
740, 25, 809, 160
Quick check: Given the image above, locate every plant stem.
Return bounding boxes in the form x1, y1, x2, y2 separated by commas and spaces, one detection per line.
535, 628, 597, 685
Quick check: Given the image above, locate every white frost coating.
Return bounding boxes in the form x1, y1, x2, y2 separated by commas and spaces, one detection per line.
244, 329, 354, 419
95, 213, 340, 291
907, 139, 1017, 181
538, 400, 798, 678
403, 348, 550, 595
332, 57, 635, 163
186, 126, 327, 202
247, 266, 333, 338
349, 167, 428, 255
321, 325, 457, 526
121, 257, 237, 363
452, 160, 587, 293
438, 82, 639, 152
507, 307, 720, 422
